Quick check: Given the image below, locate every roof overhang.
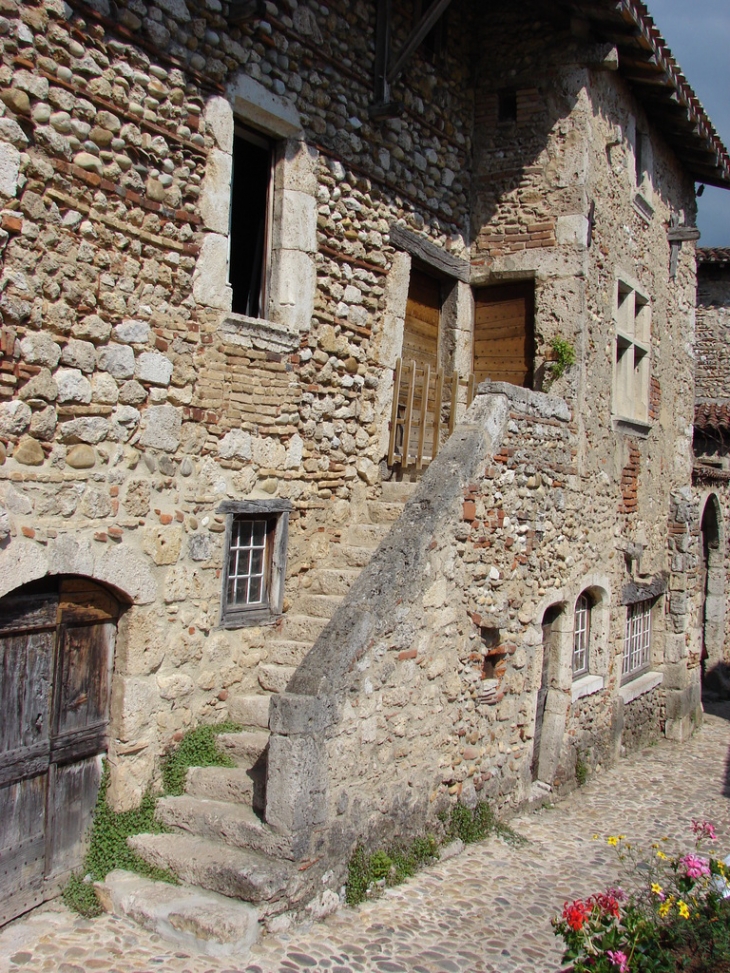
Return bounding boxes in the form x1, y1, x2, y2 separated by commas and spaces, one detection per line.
565, 0, 730, 189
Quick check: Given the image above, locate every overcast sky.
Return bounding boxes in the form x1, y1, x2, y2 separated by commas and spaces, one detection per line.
646, 0, 730, 246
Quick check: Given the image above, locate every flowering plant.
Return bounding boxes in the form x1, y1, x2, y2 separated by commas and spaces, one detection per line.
552, 821, 730, 972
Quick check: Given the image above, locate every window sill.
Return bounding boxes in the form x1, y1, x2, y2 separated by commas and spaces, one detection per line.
220, 313, 301, 354
633, 193, 654, 224
619, 670, 663, 704
612, 415, 651, 438
221, 608, 281, 630
572, 673, 605, 703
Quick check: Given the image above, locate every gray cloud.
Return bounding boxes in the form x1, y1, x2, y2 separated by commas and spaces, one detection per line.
648, 0, 730, 245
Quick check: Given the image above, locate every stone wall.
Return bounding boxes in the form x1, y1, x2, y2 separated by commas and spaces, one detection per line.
266, 384, 700, 892
0, 0, 705, 817
696, 264, 730, 401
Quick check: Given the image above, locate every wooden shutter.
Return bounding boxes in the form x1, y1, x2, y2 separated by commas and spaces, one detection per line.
402, 269, 441, 370
473, 282, 535, 387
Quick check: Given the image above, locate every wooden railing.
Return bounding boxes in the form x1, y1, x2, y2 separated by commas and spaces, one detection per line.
387, 359, 476, 469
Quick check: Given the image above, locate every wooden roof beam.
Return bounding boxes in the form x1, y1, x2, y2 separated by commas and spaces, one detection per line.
387, 0, 454, 85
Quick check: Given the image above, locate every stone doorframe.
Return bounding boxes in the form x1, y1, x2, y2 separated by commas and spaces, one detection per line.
699, 492, 726, 670
531, 573, 611, 786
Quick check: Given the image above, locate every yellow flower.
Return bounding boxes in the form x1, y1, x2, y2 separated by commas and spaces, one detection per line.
651, 883, 663, 896
656, 850, 668, 860
607, 836, 619, 846
659, 898, 674, 918
592, 834, 599, 840
678, 900, 690, 919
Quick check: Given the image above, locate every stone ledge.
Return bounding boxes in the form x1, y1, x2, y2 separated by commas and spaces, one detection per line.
219, 314, 302, 354
571, 673, 604, 703
619, 670, 663, 704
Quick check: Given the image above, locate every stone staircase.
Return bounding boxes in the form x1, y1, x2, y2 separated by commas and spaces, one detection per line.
104, 480, 417, 954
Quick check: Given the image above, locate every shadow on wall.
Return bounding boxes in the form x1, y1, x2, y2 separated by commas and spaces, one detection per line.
701, 671, 730, 799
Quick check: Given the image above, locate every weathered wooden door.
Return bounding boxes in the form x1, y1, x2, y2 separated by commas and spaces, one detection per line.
403, 268, 441, 371
473, 282, 535, 388
0, 578, 119, 925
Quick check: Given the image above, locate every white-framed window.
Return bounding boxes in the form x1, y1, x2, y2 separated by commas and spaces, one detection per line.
622, 599, 652, 680
219, 499, 292, 628
613, 278, 651, 424
572, 593, 590, 677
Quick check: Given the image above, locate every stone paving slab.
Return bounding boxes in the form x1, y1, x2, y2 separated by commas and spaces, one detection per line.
2, 704, 730, 973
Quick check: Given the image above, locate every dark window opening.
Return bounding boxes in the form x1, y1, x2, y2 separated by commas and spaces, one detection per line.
414, 0, 448, 62
498, 90, 517, 123
230, 127, 273, 319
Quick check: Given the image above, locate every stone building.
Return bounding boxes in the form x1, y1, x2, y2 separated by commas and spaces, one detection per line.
693, 247, 730, 688
0, 0, 729, 943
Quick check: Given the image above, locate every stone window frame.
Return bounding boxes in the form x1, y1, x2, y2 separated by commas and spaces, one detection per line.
569, 583, 609, 702
612, 273, 652, 431
627, 114, 654, 220
195, 75, 318, 355
218, 499, 292, 629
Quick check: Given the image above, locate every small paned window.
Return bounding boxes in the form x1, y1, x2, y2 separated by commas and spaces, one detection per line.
220, 500, 291, 628
622, 600, 652, 679
227, 517, 271, 609
614, 279, 651, 425
572, 594, 590, 677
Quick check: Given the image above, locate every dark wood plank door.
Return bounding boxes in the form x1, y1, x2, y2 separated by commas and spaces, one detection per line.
0, 578, 118, 924
473, 282, 535, 388
403, 269, 441, 371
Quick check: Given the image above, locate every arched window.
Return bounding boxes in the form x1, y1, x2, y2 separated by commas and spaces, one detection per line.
573, 593, 590, 677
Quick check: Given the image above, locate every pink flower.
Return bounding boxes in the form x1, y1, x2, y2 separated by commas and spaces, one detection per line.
607, 949, 630, 972
681, 854, 711, 880
691, 819, 717, 842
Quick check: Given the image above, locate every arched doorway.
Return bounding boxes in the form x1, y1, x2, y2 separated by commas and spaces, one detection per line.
0, 576, 121, 924
700, 495, 725, 680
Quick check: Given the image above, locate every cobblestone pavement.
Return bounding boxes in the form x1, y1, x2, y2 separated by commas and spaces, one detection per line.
3, 703, 730, 973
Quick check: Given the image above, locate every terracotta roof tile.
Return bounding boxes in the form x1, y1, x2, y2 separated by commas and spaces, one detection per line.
698, 248, 730, 266
695, 400, 730, 431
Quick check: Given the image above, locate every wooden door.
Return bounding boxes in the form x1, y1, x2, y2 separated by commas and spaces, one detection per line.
403, 269, 441, 371
473, 282, 535, 388
0, 578, 119, 924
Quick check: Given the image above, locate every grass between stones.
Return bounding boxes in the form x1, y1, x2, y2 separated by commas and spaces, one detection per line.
345, 800, 521, 906
62, 721, 242, 917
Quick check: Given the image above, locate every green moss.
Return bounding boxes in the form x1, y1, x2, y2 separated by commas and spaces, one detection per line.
161, 721, 242, 796
64, 720, 242, 917
345, 801, 517, 906
575, 755, 588, 787
63, 763, 176, 918
550, 336, 577, 379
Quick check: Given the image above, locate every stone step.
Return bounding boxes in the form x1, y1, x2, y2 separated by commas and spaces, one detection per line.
257, 663, 296, 694
326, 544, 378, 568
155, 795, 295, 860
216, 730, 270, 768
295, 593, 342, 619
280, 613, 329, 643
185, 765, 264, 810
345, 523, 391, 548
128, 833, 299, 905
367, 500, 406, 523
227, 695, 270, 729
306, 567, 360, 596
380, 480, 419, 502
96, 868, 261, 960
264, 639, 312, 666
